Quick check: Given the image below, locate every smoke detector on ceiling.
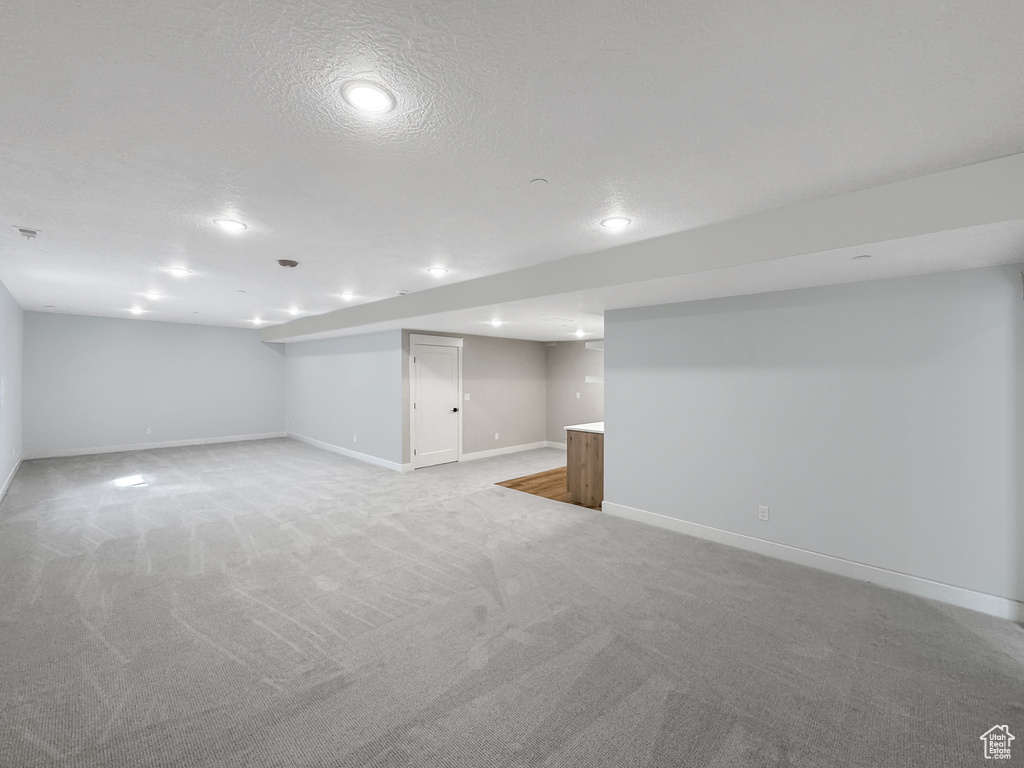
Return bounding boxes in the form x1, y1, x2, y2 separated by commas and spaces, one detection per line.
13, 226, 39, 240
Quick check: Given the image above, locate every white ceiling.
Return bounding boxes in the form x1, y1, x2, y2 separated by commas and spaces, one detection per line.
2, 0, 1024, 333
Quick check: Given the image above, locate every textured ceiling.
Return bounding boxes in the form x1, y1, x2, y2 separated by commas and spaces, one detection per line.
2, 0, 1024, 330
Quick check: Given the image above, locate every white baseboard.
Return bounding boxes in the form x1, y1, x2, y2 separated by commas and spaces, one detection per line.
546, 441, 567, 450
24, 433, 288, 460
601, 501, 1024, 622
461, 441, 550, 462
1, 454, 23, 503
289, 433, 403, 472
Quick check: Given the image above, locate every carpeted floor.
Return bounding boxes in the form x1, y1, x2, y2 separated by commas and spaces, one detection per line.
0, 438, 1021, 767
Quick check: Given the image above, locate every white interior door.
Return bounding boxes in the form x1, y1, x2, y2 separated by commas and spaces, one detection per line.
411, 337, 462, 468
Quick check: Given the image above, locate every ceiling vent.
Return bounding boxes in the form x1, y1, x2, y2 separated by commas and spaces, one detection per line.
13, 226, 39, 239
277, 259, 298, 268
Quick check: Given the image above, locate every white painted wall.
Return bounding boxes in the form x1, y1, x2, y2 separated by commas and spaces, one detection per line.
545, 340, 604, 444
0, 280, 23, 496
605, 264, 1024, 604
23, 313, 285, 457
286, 330, 403, 469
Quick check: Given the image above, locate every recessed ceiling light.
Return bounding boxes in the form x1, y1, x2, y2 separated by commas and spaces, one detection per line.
128, 307, 147, 315
339, 292, 356, 300
165, 267, 192, 277
251, 318, 265, 325
600, 216, 631, 231
214, 218, 247, 234
490, 319, 503, 327
143, 293, 163, 300
113, 474, 147, 488
341, 80, 396, 114
853, 254, 872, 260
574, 329, 586, 338
426, 267, 449, 277
287, 308, 301, 316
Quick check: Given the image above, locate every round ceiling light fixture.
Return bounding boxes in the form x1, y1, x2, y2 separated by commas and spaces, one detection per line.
165, 267, 192, 277
341, 80, 396, 114
574, 329, 586, 338
144, 292, 163, 300
287, 308, 301, 316
426, 267, 449, 277
214, 218, 247, 234
251, 317, 265, 325
600, 216, 631, 231
128, 307, 147, 315
339, 292, 356, 300
490, 319, 503, 327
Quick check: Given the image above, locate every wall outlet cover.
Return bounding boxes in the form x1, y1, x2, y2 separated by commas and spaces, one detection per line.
758, 505, 770, 521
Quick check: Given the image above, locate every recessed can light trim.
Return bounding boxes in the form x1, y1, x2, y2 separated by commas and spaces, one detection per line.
426, 267, 449, 277
214, 218, 247, 234
341, 80, 396, 114
600, 216, 631, 231
165, 267, 193, 277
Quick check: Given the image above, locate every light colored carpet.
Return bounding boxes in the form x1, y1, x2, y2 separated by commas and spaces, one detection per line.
0, 438, 1020, 767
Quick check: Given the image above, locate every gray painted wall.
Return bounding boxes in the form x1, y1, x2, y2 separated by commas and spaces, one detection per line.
24, 313, 286, 457
462, 335, 546, 454
402, 331, 548, 462
605, 264, 1024, 602
286, 330, 403, 465
545, 340, 604, 444
0, 280, 23, 490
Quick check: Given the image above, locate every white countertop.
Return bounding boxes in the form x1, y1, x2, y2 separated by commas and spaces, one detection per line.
564, 421, 604, 434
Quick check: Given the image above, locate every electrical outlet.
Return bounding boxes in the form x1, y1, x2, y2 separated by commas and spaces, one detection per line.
576, 392, 581, 399
464, 393, 470, 401
758, 505, 770, 521
494, 432, 499, 440
353, 434, 357, 442
146, 427, 152, 435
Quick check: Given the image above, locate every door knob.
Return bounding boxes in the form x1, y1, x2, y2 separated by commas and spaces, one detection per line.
451, 407, 459, 413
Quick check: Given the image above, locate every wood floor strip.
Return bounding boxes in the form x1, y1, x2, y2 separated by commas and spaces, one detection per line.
496, 466, 598, 509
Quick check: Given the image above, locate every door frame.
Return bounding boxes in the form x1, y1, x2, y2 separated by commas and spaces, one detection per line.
409, 334, 464, 468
